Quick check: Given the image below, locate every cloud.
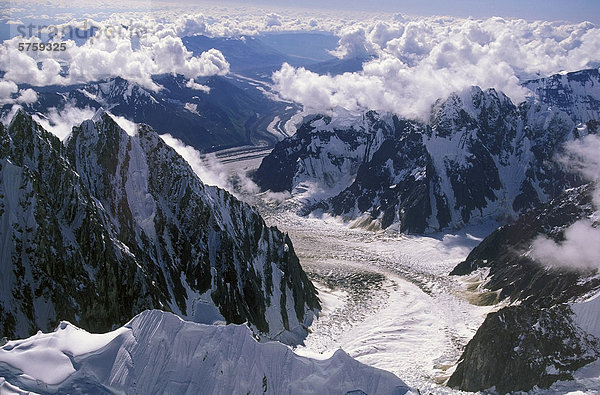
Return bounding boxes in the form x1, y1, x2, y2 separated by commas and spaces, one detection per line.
0, 79, 38, 105
530, 134, 600, 270
266, 13, 282, 28
186, 78, 210, 93
0, 20, 230, 90
558, 134, 600, 207
273, 17, 600, 120
110, 114, 138, 136
32, 105, 96, 140
329, 27, 378, 59
159, 133, 259, 196
1, 4, 382, 94
531, 222, 600, 270
159, 133, 230, 189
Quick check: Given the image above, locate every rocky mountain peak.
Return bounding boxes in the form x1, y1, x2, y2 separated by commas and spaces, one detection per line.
0, 111, 320, 345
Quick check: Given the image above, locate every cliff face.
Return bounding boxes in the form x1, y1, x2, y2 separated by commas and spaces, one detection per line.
448, 184, 600, 392
0, 110, 320, 345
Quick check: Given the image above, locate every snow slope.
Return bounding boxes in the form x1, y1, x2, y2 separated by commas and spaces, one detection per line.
0, 310, 413, 395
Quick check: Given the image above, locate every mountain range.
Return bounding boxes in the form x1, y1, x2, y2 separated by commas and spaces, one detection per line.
255, 68, 600, 233
9, 74, 296, 152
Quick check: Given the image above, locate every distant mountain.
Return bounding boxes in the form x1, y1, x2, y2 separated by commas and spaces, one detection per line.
0, 310, 412, 394
258, 32, 339, 63
255, 69, 600, 233
447, 184, 600, 392
9, 74, 295, 151
0, 110, 320, 345
303, 56, 369, 75
523, 68, 600, 123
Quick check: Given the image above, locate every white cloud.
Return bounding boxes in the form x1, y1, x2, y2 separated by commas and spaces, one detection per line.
159, 133, 260, 196
110, 114, 138, 136
0, 80, 18, 99
531, 221, 600, 270
0, 19, 230, 91
186, 78, 210, 93
273, 17, 600, 120
530, 134, 600, 270
266, 13, 282, 28
329, 27, 377, 59
0, 79, 38, 105
32, 105, 96, 140
159, 133, 231, 190
558, 134, 600, 207
4, 6, 600, 124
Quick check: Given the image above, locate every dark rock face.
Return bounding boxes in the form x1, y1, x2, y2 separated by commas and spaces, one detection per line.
448, 185, 600, 392
255, 69, 600, 233
451, 184, 600, 305
448, 304, 600, 393
0, 110, 319, 344
322, 119, 439, 233
255, 112, 383, 195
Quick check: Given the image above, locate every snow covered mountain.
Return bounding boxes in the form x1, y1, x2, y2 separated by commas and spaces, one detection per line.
0, 309, 413, 394
448, 183, 600, 392
11, 73, 295, 151
0, 110, 320, 345
255, 68, 599, 233
523, 68, 600, 123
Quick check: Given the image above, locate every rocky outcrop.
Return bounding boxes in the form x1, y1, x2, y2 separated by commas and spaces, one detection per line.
448, 304, 600, 393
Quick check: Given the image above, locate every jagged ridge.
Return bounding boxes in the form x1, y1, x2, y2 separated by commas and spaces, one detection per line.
0, 110, 320, 344
255, 68, 600, 233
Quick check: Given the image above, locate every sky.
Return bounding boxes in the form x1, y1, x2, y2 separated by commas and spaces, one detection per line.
213, 0, 600, 23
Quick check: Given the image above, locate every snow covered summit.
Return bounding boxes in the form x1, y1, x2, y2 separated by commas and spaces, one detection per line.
0, 310, 413, 394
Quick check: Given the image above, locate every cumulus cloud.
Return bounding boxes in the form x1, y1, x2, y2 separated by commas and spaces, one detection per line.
265, 13, 282, 28
0, 79, 38, 105
530, 134, 600, 270
0, 3, 380, 92
185, 78, 210, 93
0, 20, 230, 90
273, 17, 600, 120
